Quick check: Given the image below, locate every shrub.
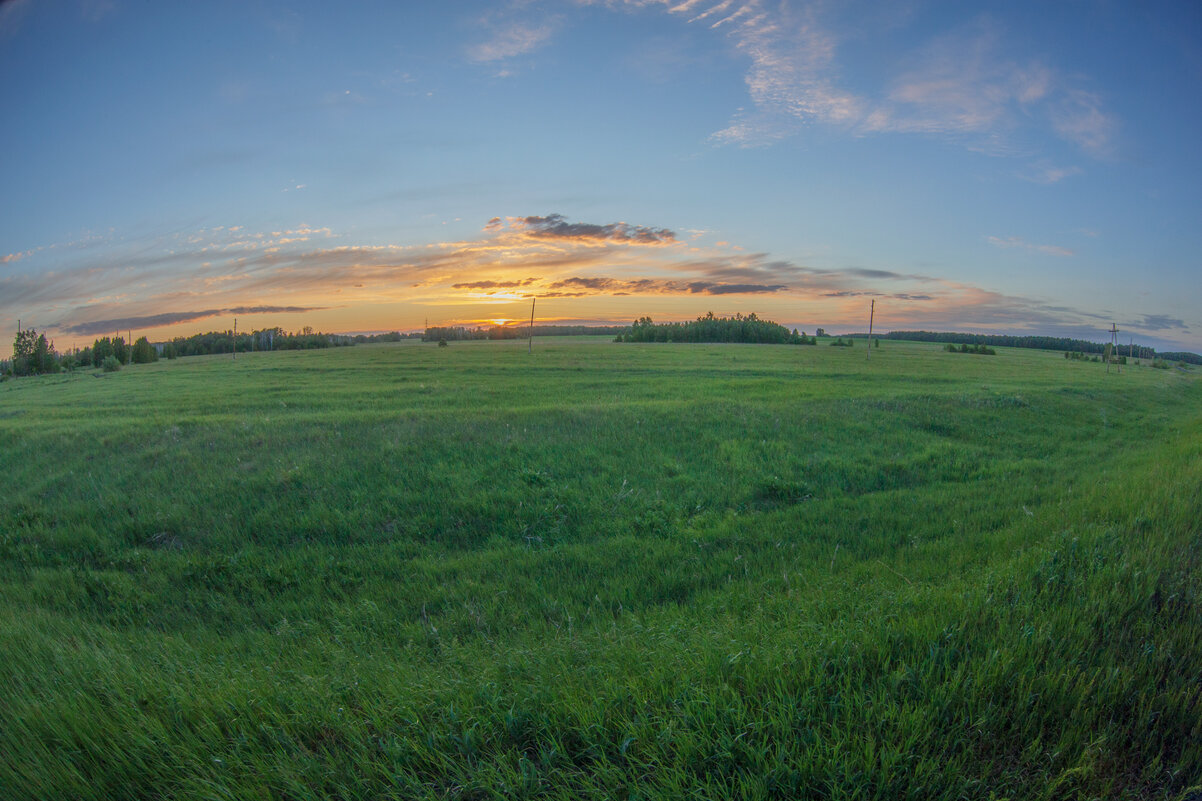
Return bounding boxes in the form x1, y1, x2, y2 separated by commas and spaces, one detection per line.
102, 355, 122, 372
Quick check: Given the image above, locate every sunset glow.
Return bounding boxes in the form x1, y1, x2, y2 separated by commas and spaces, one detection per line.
2, 2, 1199, 351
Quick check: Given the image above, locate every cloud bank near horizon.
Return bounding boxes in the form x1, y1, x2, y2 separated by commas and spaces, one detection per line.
2, 213, 1190, 349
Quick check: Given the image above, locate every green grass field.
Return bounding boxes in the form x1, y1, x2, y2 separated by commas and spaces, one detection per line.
1, 339, 1199, 800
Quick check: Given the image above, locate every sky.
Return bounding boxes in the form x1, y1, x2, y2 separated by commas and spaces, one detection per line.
2, 0, 1201, 352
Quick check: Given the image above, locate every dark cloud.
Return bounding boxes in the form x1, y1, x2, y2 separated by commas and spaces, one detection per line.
548, 277, 621, 291
452, 278, 537, 289
57, 306, 326, 337
689, 282, 786, 294
516, 214, 677, 245
848, 268, 907, 280
822, 290, 933, 301
543, 276, 787, 296
1133, 314, 1187, 332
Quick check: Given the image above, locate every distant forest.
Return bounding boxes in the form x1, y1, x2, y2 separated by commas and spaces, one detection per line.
858, 330, 1202, 361
161, 327, 419, 358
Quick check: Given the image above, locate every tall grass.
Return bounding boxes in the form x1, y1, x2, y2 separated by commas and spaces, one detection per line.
0, 340, 1198, 799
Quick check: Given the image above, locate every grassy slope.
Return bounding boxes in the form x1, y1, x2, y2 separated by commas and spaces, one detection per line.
0, 340, 1199, 800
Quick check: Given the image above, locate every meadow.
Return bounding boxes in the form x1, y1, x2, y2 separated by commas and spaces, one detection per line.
0, 338, 1198, 800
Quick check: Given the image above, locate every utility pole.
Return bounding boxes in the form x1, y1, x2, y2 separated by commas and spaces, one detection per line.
866, 299, 875, 361
1107, 323, 1119, 374
528, 296, 536, 354
233, 318, 237, 361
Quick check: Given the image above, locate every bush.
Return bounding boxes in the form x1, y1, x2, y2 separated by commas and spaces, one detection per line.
102, 355, 122, 372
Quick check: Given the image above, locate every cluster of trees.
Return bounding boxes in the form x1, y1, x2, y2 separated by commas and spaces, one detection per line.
945, 342, 997, 355
7, 329, 60, 376
422, 324, 627, 342
615, 313, 814, 344
81, 336, 159, 367
1, 329, 154, 377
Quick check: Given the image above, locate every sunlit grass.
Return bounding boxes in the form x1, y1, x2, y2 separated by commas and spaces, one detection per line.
1, 339, 1199, 799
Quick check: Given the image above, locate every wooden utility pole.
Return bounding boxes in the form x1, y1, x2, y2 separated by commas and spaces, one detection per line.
233, 318, 237, 361
866, 299, 875, 361
528, 297, 536, 354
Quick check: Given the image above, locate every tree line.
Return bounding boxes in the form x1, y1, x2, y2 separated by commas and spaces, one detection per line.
872, 330, 1167, 358
1157, 351, 1202, 365
2, 327, 423, 377
3, 329, 161, 376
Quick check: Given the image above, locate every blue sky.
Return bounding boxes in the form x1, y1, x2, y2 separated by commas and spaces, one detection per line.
2, 0, 1200, 351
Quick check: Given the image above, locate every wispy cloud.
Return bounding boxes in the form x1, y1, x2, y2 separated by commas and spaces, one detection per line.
468, 21, 555, 62
1021, 162, 1083, 184
707, 2, 865, 145
861, 24, 1051, 146
594, 2, 1116, 159
986, 235, 1074, 257
1050, 89, 1116, 158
